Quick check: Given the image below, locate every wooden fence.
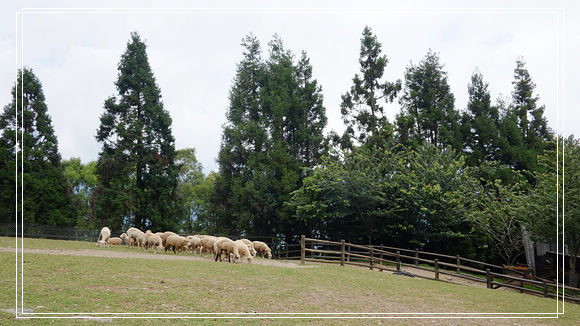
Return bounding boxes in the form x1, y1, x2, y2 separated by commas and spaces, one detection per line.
280, 236, 580, 303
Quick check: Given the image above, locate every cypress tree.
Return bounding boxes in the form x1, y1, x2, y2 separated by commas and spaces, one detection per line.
462, 71, 500, 165
214, 34, 327, 238
340, 26, 401, 149
398, 50, 460, 150
94, 32, 179, 231
0, 68, 76, 225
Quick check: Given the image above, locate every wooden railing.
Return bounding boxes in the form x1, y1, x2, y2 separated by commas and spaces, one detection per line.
289, 236, 580, 303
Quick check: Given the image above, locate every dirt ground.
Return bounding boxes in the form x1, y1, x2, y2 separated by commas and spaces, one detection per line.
0, 246, 312, 269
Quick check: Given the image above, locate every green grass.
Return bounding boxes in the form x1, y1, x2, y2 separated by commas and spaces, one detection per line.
1, 237, 579, 325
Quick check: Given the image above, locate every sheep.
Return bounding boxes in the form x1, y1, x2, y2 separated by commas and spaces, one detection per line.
164, 235, 190, 254
233, 240, 253, 263
186, 235, 202, 254
144, 230, 163, 254
159, 231, 177, 248
120, 233, 131, 246
213, 238, 237, 262
195, 235, 218, 256
239, 238, 257, 257
96, 227, 111, 247
126, 227, 146, 248
252, 241, 272, 259
107, 237, 122, 246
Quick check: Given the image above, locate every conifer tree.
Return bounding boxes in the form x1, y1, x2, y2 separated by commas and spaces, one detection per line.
398, 50, 460, 150
94, 32, 179, 231
340, 26, 401, 149
0, 68, 76, 225
462, 71, 500, 165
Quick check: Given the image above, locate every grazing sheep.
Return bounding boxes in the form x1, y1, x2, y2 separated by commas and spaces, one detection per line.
165, 235, 190, 254
213, 238, 237, 262
96, 227, 111, 247
195, 235, 218, 256
233, 240, 253, 263
159, 231, 177, 248
120, 233, 131, 246
239, 239, 257, 257
107, 237, 122, 246
252, 241, 272, 259
186, 235, 202, 254
144, 230, 163, 254
126, 227, 146, 248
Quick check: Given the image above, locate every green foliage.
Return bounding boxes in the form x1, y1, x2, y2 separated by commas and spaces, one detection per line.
521, 136, 580, 286
340, 26, 401, 149
289, 144, 479, 254
468, 173, 527, 265
0, 68, 76, 226
214, 34, 327, 239
398, 50, 461, 150
462, 71, 501, 166
93, 32, 179, 231
175, 148, 214, 234
62, 158, 97, 228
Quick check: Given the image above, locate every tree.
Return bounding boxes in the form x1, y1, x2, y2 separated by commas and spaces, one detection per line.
397, 50, 460, 150
462, 71, 501, 166
290, 143, 479, 255
0, 68, 76, 225
498, 59, 553, 173
175, 148, 208, 234
469, 177, 526, 265
94, 32, 179, 231
522, 136, 580, 287
340, 26, 401, 149
62, 158, 97, 228
214, 34, 327, 240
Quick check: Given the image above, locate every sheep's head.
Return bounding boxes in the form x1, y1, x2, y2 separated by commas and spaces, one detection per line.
265, 250, 272, 259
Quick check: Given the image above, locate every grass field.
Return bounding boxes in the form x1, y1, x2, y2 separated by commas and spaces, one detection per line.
1, 237, 579, 325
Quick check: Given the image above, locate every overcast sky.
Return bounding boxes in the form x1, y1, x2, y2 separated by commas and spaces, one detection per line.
2, 1, 578, 173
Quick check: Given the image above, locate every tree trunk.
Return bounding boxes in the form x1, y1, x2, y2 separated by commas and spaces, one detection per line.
569, 251, 579, 288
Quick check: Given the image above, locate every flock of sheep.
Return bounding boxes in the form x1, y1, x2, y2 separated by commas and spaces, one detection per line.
95, 226, 272, 263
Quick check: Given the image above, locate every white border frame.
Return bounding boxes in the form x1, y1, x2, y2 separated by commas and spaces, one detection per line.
13, 6, 566, 320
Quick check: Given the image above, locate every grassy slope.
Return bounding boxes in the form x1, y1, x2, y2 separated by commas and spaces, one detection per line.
0, 237, 579, 325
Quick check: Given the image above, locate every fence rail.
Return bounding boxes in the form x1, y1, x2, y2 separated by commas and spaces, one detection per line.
290, 236, 580, 303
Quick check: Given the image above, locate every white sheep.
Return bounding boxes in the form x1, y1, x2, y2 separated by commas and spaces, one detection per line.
186, 235, 202, 254
159, 231, 177, 248
144, 230, 163, 254
165, 235, 189, 254
120, 233, 131, 246
213, 238, 236, 262
239, 238, 257, 257
107, 237, 122, 246
233, 240, 253, 263
195, 235, 218, 256
96, 227, 111, 248
126, 227, 146, 248
252, 241, 272, 259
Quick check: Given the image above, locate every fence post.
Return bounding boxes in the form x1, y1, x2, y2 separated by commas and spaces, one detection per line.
414, 248, 418, 266
347, 244, 351, 262
434, 259, 439, 281
456, 255, 461, 273
380, 244, 383, 266
300, 235, 305, 265
396, 251, 401, 272
486, 269, 492, 289
340, 240, 345, 267
543, 282, 548, 297
369, 246, 374, 270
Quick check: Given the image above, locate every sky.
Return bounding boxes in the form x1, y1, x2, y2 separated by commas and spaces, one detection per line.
1, 1, 579, 174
